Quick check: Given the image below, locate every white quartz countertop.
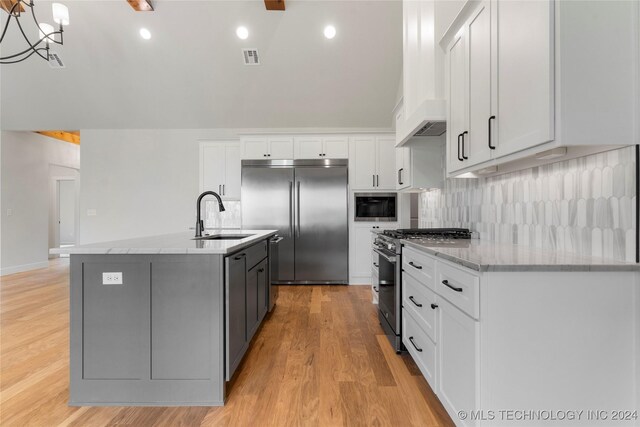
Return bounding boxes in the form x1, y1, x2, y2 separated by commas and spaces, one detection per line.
49, 230, 278, 255
401, 239, 640, 272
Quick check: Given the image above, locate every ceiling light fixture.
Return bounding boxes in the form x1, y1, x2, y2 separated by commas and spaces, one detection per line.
139, 28, 152, 40
236, 26, 249, 40
324, 25, 336, 39
0, 1, 70, 64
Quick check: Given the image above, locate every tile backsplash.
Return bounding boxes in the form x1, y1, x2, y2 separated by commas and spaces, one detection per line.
205, 200, 242, 229
419, 147, 637, 262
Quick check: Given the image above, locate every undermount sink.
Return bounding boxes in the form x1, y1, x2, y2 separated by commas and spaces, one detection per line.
193, 234, 254, 241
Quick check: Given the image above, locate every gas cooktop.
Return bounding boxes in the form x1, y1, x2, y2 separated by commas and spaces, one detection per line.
381, 228, 472, 240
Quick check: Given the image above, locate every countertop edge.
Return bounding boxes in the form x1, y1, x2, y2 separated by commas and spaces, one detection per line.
49, 230, 278, 256
400, 240, 640, 272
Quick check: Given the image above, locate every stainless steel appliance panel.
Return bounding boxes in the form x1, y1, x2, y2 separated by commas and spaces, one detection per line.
241, 167, 295, 282
294, 167, 348, 282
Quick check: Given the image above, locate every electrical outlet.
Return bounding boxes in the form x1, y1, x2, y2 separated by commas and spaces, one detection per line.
102, 272, 123, 285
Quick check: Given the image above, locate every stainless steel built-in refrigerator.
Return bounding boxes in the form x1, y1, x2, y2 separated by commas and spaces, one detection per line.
241, 159, 348, 284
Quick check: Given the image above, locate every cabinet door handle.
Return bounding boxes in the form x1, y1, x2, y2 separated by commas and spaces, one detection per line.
234, 253, 246, 260
461, 131, 468, 159
409, 261, 422, 270
408, 336, 423, 352
222, 184, 225, 195
457, 134, 463, 161
431, 303, 438, 309
409, 296, 423, 308
442, 279, 463, 292
258, 268, 265, 273
397, 169, 401, 184
373, 174, 375, 187
399, 168, 404, 185
376, 175, 379, 187
218, 184, 221, 194
488, 115, 496, 150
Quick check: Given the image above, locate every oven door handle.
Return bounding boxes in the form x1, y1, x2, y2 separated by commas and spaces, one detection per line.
373, 248, 396, 263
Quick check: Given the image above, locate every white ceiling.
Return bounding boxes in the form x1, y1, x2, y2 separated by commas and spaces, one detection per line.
0, 0, 402, 130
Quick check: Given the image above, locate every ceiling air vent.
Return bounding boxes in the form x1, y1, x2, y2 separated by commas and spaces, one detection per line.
242, 49, 260, 65
48, 51, 65, 69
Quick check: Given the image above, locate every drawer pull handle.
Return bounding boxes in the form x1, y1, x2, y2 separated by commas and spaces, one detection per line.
409, 296, 422, 307
442, 279, 463, 292
409, 261, 422, 270
408, 336, 423, 352
234, 253, 246, 260
430, 303, 438, 309
258, 268, 264, 273
373, 263, 379, 267
373, 286, 379, 293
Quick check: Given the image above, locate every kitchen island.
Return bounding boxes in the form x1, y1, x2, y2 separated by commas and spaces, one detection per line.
51, 229, 277, 406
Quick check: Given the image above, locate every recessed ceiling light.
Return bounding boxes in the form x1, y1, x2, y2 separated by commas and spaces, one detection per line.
324, 25, 336, 39
139, 28, 151, 40
236, 26, 249, 40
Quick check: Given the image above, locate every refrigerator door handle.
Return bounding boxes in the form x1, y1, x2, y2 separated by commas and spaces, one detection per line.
296, 181, 301, 238
289, 181, 294, 237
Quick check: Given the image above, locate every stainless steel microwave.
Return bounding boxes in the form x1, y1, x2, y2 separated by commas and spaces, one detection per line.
354, 193, 397, 222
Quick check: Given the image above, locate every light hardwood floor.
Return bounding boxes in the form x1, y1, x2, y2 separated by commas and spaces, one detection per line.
0, 259, 454, 427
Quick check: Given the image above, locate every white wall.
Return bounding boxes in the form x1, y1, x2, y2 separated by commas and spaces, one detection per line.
79, 129, 238, 243
79, 128, 390, 244
0, 131, 80, 275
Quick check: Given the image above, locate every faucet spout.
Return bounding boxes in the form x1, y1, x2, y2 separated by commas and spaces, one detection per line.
195, 191, 226, 237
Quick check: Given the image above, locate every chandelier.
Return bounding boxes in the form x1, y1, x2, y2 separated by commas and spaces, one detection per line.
1, 1, 70, 64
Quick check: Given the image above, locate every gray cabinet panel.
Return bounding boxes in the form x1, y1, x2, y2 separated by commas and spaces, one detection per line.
226, 253, 247, 379
256, 259, 268, 322
151, 257, 214, 380
83, 259, 150, 380
246, 263, 259, 339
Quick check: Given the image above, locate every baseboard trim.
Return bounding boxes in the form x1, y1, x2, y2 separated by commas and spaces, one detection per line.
0, 261, 50, 276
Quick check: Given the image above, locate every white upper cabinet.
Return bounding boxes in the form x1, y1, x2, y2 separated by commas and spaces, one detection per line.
467, 0, 494, 166
396, 137, 444, 191
294, 136, 348, 159
241, 136, 294, 159
350, 135, 396, 190
200, 141, 241, 200
446, 30, 468, 173
322, 136, 349, 159
495, 0, 554, 156
440, 0, 639, 176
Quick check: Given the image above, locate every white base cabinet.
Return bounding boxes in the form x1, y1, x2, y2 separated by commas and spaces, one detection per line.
349, 223, 397, 285
401, 245, 640, 426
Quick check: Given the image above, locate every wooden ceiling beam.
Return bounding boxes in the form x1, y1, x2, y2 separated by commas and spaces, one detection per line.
0, 0, 24, 14
264, 0, 285, 11
36, 131, 80, 145
127, 0, 153, 12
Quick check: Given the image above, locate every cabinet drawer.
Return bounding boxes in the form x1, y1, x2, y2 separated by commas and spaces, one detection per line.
402, 246, 436, 291
436, 261, 480, 319
403, 308, 437, 388
402, 273, 438, 342
243, 240, 268, 270
372, 250, 380, 273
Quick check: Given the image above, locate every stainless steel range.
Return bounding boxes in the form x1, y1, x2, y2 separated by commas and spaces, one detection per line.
373, 228, 472, 352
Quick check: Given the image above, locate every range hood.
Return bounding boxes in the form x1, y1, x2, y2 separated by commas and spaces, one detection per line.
396, 98, 447, 146
395, 0, 447, 146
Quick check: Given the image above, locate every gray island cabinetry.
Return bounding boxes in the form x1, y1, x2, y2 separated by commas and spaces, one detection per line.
53, 230, 277, 406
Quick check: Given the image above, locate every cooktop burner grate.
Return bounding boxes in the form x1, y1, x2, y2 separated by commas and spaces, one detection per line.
382, 228, 472, 240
